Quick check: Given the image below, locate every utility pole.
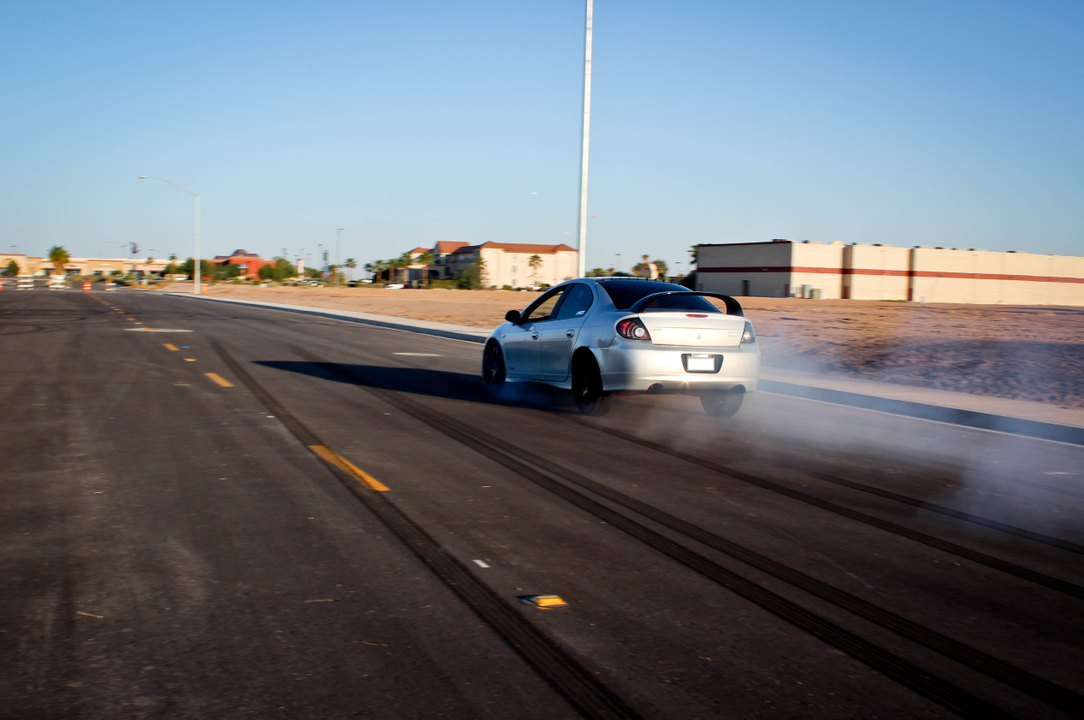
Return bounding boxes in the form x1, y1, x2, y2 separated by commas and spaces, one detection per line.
576, 0, 594, 279
139, 176, 200, 294
335, 228, 345, 288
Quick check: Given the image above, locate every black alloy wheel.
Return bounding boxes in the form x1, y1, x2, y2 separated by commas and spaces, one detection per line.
482, 341, 506, 391
572, 353, 613, 416
701, 390, 744, 418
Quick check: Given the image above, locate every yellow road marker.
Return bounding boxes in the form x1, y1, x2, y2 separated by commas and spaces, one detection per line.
184, 358, 196, 362
308, 445, 390, 491
205, 372, 233, 388
519, 594, 568, 609
164, 344, 178, 351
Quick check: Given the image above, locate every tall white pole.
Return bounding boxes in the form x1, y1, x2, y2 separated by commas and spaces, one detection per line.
194, 194, 201, 295
139, 176, 200, 295
576, 0, 593, 279
335, 228, 344, 288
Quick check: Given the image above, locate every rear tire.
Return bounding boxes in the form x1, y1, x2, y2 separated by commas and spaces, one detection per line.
701, 390, 744, 418
482, 341, 506, 393
572, 353, 612, 416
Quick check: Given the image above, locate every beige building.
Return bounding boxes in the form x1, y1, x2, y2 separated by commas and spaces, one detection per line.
0, 254, 34, 275
697, 240, 1084, 306
842, 244, 911, 300
909, 247, 1084, 305
0, 253, 170, 277
697, 240, 846, 299
430, 242, 579, 288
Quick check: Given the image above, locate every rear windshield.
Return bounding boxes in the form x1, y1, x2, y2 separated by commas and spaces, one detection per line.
599, 280, 720, 313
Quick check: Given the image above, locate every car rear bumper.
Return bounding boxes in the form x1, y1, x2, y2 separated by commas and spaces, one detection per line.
597, 342, 760, 394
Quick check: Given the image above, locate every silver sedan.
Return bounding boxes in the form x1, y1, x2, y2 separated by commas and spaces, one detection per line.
481, 277, 760, 416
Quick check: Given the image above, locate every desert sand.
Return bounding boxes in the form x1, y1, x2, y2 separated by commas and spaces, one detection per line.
151, 283, 1084, 409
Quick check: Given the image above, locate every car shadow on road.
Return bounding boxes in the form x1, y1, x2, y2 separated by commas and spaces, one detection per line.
253, 360, 578, 412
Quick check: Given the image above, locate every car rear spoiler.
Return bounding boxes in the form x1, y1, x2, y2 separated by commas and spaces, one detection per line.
627, 291, 744, 317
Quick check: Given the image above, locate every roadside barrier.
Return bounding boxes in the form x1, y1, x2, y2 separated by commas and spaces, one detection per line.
83, 281, 91, 292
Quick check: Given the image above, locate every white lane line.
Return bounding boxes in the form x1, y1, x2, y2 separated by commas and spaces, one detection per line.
473, 559, 491, 568
123, 328, 193, 332
394, 352, 442, 357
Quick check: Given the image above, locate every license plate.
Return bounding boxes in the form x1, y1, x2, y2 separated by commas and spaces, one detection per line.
686, 354, 715, 372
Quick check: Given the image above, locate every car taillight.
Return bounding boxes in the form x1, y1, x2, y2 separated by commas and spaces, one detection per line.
741, 321, 756, 344
616, 317, 651, 341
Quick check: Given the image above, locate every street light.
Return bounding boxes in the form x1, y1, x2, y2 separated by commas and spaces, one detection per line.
138, 176, 200, 294
575, 0, 594, 278
335, 228, 345, 288
101, 241, 127, 277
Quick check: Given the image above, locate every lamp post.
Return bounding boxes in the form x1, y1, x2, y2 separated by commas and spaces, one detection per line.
576, 0, 594, 278
101, 241, 126, 278
335, 228, 345, 288
139, 176, 200, 294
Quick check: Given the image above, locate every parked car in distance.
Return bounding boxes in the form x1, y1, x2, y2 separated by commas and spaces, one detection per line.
384, 282, 405, 289
482, 278, 759, 416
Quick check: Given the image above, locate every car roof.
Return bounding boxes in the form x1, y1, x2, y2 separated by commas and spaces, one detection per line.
567, 277, 681, 286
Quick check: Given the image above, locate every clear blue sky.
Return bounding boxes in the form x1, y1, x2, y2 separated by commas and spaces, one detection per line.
2, 0, 1081, 271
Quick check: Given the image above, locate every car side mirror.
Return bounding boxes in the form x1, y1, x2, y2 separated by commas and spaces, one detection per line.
505, 309, 522, 324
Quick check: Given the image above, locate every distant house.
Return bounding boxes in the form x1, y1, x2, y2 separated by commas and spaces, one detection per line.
213, 249, 271, 279
430, 242, 578, 287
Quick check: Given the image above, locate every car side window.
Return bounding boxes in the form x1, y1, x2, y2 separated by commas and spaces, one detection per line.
522, 287, 567, 323
554, 283, 593, 320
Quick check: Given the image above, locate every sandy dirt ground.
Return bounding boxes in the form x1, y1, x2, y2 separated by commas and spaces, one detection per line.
151, 283, 1084, 409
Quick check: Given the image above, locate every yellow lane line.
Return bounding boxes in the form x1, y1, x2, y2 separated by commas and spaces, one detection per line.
308, 445, 390, 492
164, 343, 178, 351
205, 372, 233, 388
184, 358, 196, 362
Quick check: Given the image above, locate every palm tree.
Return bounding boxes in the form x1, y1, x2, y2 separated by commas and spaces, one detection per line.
372, 259, 389, 282
528, 254, 542, 285
344, 258, 357, 281
689, 245, 698, 266
394, 252, 414, 284
48, 246, 70, 276
415, 251, 434, 287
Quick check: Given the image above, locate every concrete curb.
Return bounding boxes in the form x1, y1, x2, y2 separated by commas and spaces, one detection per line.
167, 292, 1084, 446
166, 293, 490, 344
759, 379, 1084, 446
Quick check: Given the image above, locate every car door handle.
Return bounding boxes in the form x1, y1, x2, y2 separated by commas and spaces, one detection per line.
565, 330, 575, 338
531, 332, 539, 340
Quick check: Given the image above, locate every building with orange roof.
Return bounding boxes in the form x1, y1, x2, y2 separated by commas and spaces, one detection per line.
430, 241, 578, 287
212, 249, 273, 279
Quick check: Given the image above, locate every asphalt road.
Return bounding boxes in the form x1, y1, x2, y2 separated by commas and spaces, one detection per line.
2, 288, 1082, 719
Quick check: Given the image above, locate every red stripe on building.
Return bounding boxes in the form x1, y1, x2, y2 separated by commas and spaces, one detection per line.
699, 266, 1084, 284
698, 266, 842, 274
909, 270, 1084, 284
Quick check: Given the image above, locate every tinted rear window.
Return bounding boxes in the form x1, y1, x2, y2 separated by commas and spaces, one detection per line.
638, 294, 720, 313
598, 280, 718, 313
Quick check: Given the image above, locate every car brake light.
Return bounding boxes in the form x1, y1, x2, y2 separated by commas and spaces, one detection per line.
616, 317, 651, 341
686, 314, 708, 318
741, 321, 756, 344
